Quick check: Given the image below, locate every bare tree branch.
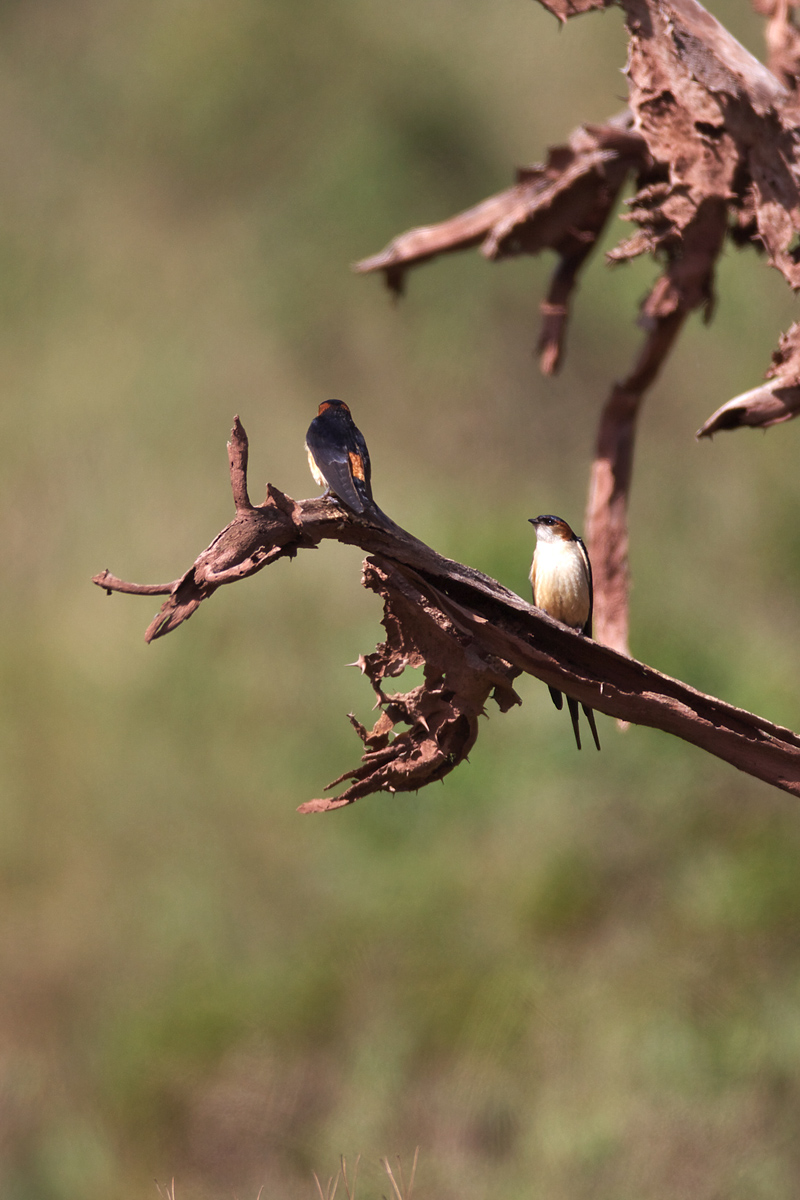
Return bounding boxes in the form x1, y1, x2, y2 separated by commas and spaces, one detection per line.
754, 0, 800, 90
228, 414, 253, 512
697, 321, 800, 436
93, 421, 800, 809
585, 308, 686, 655
697, 381, 800, 437
529, 0, 611, 23
592, 196, 727, 652
355, 114, 648, 374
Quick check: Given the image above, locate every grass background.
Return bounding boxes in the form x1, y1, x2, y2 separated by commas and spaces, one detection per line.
2, 0, 800, 1196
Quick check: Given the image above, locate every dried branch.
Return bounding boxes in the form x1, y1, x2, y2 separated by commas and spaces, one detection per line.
697, 380, 800, 436
93, 421, 800, 809
614, 0, 795, 282
228, 414, 253, 511
592, 196, 727, 652
355, 114, 648, 374
540, 0, 610, 19
585, 307, 686, 655
752, 0, 800, 94
697, 320, 800, 436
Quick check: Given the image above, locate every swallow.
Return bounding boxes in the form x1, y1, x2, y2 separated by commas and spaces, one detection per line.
528, 514, 600, 751
305, 399, 378, 517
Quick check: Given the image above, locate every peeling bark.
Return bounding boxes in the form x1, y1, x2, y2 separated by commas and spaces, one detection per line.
94, 421, 800, 809
696, 379, 800, 436
355, 114, 648, 376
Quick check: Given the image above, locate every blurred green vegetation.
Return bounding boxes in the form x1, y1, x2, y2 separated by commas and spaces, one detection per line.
1, 0, 800, 1197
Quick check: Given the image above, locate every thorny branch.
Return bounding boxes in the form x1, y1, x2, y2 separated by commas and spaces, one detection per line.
356, 0, 800, 655
94, 419, 800, 811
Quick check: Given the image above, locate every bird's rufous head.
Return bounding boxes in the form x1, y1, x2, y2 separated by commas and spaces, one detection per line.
317, 399, 351, 416
528, 514, 576, 543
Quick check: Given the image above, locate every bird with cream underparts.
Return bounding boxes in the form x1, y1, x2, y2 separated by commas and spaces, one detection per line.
528, 514, 600, 751
305, 399, 392, 526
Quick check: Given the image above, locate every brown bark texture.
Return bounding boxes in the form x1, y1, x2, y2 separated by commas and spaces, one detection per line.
355, 0, 800, 656
697, 320, 800, 435
94, 420, 800, 811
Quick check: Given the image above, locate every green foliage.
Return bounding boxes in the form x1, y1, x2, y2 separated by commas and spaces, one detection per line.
0, 0, 799, 1197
